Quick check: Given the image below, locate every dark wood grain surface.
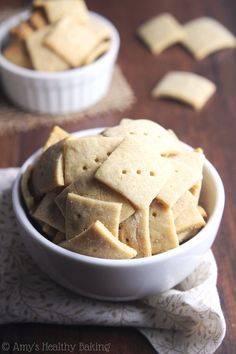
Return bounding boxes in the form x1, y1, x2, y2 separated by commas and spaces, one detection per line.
1, 0, 236, 353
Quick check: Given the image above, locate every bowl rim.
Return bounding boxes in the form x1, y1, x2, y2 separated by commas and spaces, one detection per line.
0, 9, 120, 79
12, 127, 225, 268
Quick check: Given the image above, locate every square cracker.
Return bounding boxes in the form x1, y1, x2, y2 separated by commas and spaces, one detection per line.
30, 10, 48, 29
21, 165, 35, 213
26, 26, 70, 71
60, 220, 137, 259
35, 0, 89, 24
157, 149, 204, 207
84, 41, 110, 65
43, 126, 70, 152
102, 119, 183, 155
32, 140, 65, 197
33, 191, 65, 233
182, 17, 236, 60
152, 71, 216, 110
118, 208, 150, 258
95, 137, 174, 209
137, 13, 185, 54
3, 40, 32, 69
64, 136, 123, 185
55, 177, 135, 222
172, 191, 206, 242
119, 202, 178, 256
66, 193, 122, 240
44, 17, 101, 67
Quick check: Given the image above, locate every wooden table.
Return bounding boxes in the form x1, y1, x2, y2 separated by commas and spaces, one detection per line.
1, 0, 236, 353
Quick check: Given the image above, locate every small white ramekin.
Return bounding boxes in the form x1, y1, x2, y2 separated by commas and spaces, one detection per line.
0, 10, 120, 114
12, 128, 225, 301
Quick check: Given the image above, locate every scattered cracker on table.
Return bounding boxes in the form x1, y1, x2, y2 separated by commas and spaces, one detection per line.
25, 26, 70, 71
182, 17, 236, 60
65, 193, 122, 240
61, 220, 137, 259
137, 13, 185, 55
152, 71, 216, 110
44, 17, 101, 67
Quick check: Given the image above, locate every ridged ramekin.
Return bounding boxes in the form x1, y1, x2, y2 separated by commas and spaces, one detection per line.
0, 10, 120, 114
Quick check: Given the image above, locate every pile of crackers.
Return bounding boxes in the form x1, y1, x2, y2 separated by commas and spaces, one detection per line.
3, 0, 111, 71
21, 119, 207, 260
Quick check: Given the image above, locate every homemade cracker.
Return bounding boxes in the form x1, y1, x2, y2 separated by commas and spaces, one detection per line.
65, 193, 122, 240
152, 71, 216, 110
32, 140, 65, 197
33, 191, 65, 233
64, 136, 123, 185
30, 9, 48, 29
42, 223, 57, 240
89, 17, 111, 42
26, 26, 70, 72
21, 165, 35, 212
190, 179, 203, 205
84, 41, 110, 65
34, 0, 89, 24
149, 201, 179, 254
3, 40, 32, 69
137, 13, 185, 54
95, 137, 174, 209
120, 202, 178, 256
43, 126, 70, 152
61, 220, 137, 259
56, 177, 134, 222
157, 150, 204, 207
102, 119, 183, 156
52, 231, 66, 244
182, 17, 236, 60
10, 21, 34, 40
44, 17, 100, 67
172, 191, 205, 241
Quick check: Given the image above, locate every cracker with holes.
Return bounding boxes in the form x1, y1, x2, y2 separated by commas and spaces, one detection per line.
31, 139, 65, 197
64, 136, 123, 185
66, 193, 122, 240
137, 13, 185, 54
120, 202, 178, 256
102, 118, 183, 155
56, 177, 134, 222
157, 149, 204, 207
182, 17, 236, 60
26, 26, 70, 71
95, 136, 174, 209
118, 209, 152, 257
152, 71, 216, 110
172, 191, 206, 242
61, 220, 137, 259
44, 17, 101, 67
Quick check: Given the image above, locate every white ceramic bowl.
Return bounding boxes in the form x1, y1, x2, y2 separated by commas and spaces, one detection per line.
0, 11, 120, 114
12, 128, 225, 301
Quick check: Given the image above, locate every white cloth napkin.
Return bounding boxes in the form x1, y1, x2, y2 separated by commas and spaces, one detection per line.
0, 168, 226, 354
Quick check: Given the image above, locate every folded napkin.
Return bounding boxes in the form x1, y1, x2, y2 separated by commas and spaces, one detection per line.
0, 168, 226, 354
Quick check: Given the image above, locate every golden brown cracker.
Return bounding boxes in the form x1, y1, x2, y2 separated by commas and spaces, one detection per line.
3, 41, 32, 69
43, 126, 70, 152
61, 220, 137, 259
65, 193, 122, 240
